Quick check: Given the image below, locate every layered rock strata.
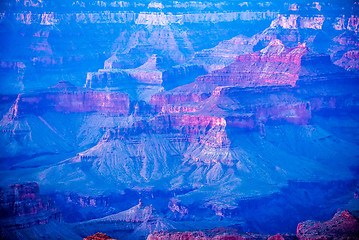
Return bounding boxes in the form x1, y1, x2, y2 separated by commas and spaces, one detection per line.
0, 182, 61, 230
6, 81, 130, 119
150, 40, 351, 112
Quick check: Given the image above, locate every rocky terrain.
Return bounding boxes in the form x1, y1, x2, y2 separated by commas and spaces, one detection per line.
146, 210, 359, 240
0, 0, 358, 240
84, 232, 117, 240
0, 183, 79, 239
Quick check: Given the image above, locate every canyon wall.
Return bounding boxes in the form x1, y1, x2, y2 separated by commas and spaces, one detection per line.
7, 81, 130, 119
0, 182, 61, 230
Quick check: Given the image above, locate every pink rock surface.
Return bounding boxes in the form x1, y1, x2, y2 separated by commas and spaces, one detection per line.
335, 50, 359, 72
7, 81, 130, 119
297, 210, 359, 240
197, 40, 323, 87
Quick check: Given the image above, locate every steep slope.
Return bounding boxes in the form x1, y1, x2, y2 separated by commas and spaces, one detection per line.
73, 201, 182, 240
0, 81, 130, 160
189, 35, 256, 72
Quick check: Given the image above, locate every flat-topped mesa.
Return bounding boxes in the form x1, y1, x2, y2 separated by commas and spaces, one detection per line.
197, 40, 331, 87
87, 55, 205, 93
85, 70, 134, 89
0, 182, 61, 230
7, 81, 130, 119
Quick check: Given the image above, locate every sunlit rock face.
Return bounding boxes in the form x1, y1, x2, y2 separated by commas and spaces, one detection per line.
0, 1, 359, 240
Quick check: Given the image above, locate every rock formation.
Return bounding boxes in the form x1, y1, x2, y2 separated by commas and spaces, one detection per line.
150, 39, 354, 112
6, 81, 130, 119
84, 232, 117, 240
147, 210, 359, 240
0, 183, 61, 233
297, 210, 359, 240
0, 1, 358, 240
147, 228, 297, 240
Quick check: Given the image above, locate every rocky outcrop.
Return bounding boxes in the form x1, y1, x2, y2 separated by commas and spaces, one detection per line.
85, 70, 134, 89
6, 81, 130, 119
147, 210, 359, 240
5, 11, 278, 26
151, 40, 348, 112
0, 183, 61, 230
270, 14, 325, 30
297, 210, 359, 240
197, 40, 335, 87
335, 50, 359, 72
87, 55, 206, 101
270, 14, 359, 32
147, 228, 297, 240
154, 85, 310, 131
189, 35, 255, 72
150, 91, 210, 112
84, 233, 117, 240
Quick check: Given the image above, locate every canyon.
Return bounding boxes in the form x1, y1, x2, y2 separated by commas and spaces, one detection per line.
0, 0, 358, 239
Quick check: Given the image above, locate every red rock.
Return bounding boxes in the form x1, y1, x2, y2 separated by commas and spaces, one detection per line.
150, 85, 311, 143
197, 40, 325, 87
84, 232, 117, 240
296, 210, 359, 240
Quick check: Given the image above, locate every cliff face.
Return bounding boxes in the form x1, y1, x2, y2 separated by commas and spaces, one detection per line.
0, 183, 61, 230
196, 40, 308, 87
150, 39, 353, 113
7, 81, 130, 119
151, 85, 311, 140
